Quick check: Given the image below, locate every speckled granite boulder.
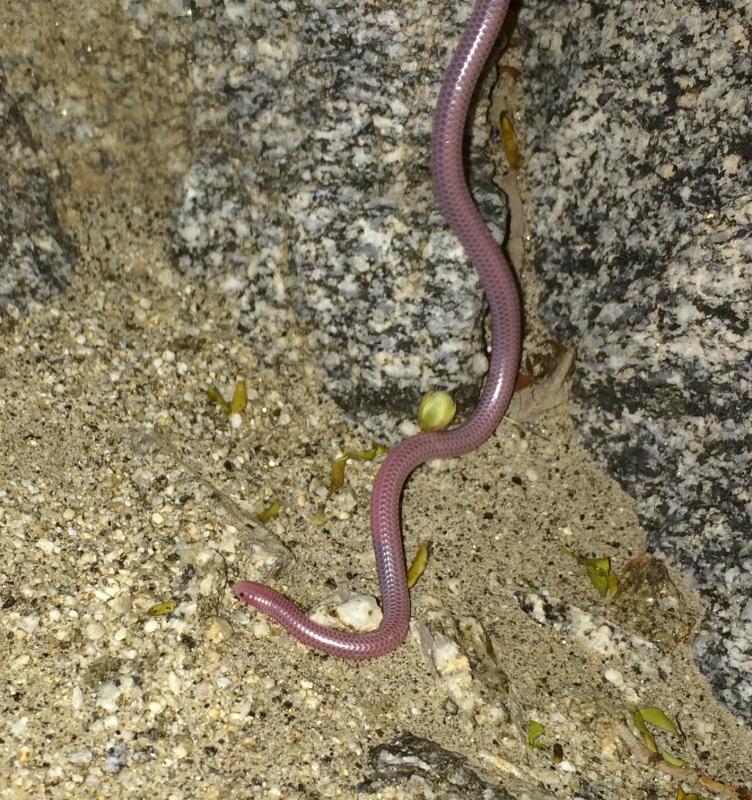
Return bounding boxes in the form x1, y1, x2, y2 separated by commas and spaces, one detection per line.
0, 70, 76, 328
153, 0, 507, 423
519, 1, 752, 725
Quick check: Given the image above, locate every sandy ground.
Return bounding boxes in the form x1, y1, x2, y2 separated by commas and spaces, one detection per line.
2, 2, 752, 799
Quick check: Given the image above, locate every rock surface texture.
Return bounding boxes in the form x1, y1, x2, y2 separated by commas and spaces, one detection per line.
158, 0, 507, 425
0, 70, 76, 328
359, 733, 525, 799
519, 0, 751, 725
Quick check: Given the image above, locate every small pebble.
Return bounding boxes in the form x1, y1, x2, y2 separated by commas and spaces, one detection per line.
104, 743, 128, 774
329, 485, 357, 518
432, 637, 470, 676
10, 717, 28, 736
96, 682, 122, 713
17, 615, 40, 634
205, 617, 232, 642
398, 420, 420, 437
132, 468, 154, 488
68, 750, 93, 766
335, 595, 382, 631
471, 352, 488, 375
84, 622, 106, 641
604, 668, 624, 687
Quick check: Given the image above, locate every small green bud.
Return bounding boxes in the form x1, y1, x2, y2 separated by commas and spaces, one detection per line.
417, 391, 456, 433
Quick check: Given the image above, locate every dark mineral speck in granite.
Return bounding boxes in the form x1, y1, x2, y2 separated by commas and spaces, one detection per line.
520, 0, 752, 726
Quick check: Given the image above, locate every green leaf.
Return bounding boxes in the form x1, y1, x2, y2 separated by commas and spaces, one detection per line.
560, 546, 619, 598
349, 442, 389, 461
660, 750, 685, 767
631, 708, 658, 753
639, 706, 681, 736
592, 556, 610, 572
527, 720, 545, 749
632, 706, 686, 766
559, 544, 587, 565
586, 562, 610, 597
230, 381, 248, 413
257, 498, 280, 524
676, 789, 707, 800
631, 708, 648, 734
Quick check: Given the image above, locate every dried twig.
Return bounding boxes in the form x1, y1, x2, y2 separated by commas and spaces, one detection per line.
615, 722, 752, 799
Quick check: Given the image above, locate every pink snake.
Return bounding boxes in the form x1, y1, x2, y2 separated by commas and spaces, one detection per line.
234, 0, 521, 659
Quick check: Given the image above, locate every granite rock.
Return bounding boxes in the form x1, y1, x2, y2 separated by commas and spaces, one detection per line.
519, 0, 751, 725
151, 0, 508, 426
0, 70, 77, 329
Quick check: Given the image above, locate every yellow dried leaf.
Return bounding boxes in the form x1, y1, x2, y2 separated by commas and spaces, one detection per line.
349, 442, 389, 461
500, 112, 522, 170
207, 385, 230, 414
311, 510, 328, 527
329, 456, 347, 495
230, 381, 248, 413
406, 540, 431, 588
327, 443, 388, 497
147, 600, 175, 616
257, 498, 280, 524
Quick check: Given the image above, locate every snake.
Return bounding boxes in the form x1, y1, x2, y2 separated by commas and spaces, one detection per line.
234, 0, 521, 659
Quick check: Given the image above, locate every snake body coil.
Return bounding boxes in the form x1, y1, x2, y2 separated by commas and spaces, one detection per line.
234, 0, 521, 659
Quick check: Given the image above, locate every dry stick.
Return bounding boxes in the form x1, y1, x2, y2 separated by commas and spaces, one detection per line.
615, 722, 752, 799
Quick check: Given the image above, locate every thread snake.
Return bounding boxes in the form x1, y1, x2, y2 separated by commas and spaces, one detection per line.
235, 0, 521, 659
